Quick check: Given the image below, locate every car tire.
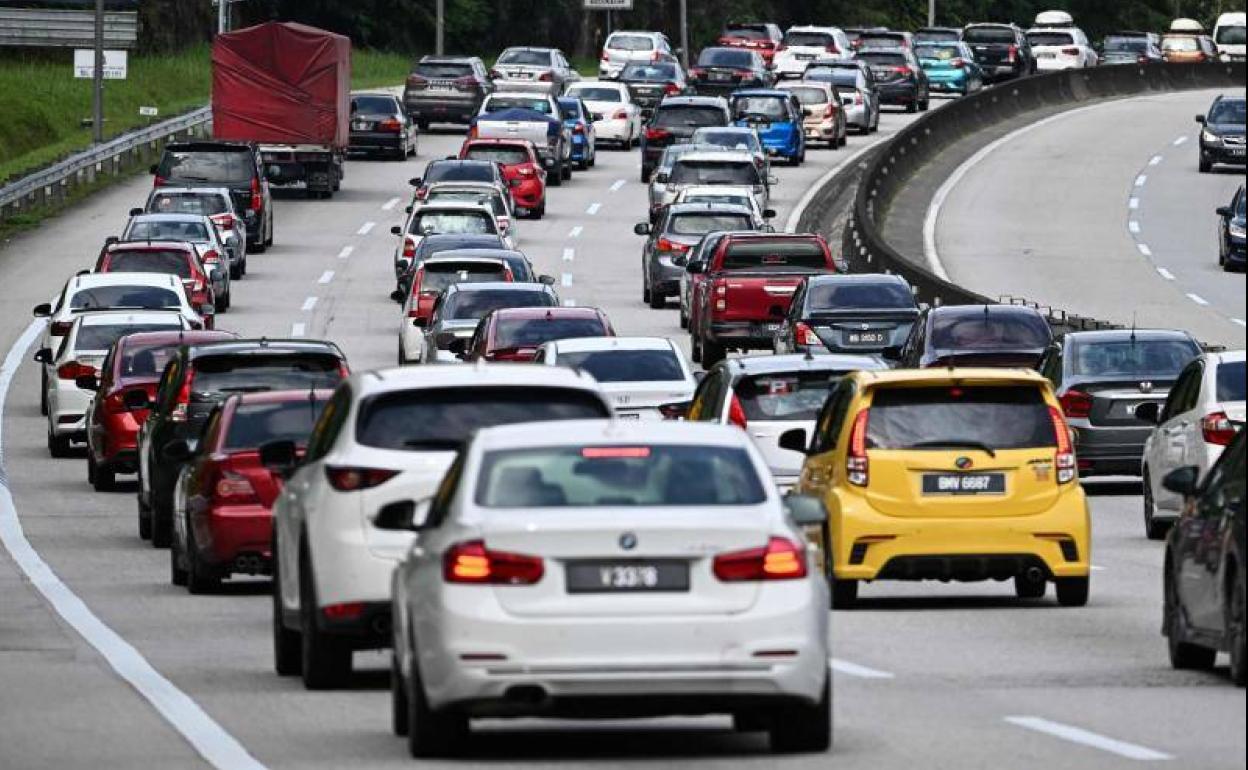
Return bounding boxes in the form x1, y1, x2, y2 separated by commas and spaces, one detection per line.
170, 532, 189, 587
905, 101, 918, 114
549, 160, 564, 187
272, 533, 302, 677
417, 119, 431, 132
701, 338, 726, 369
40, 368, 49, 416
138, 494, 152, 541
830, 578, 858, 609
769, 668, 831, 754
406, 651, 468, 757
679, 305, 688, 329
186, 525, 220, 595
151, 495, 172, 548
1228, 573, 1246, 687
648, 287, 665, 310
47, 426, 71, 459
690, 332, 702, 363
392, 653, 410, 736
91, 458, 115, 493
1198, 156, 1212, 174
1014, 573, 1047, 600
1166, 565, 1216, 669
562, 162, 572, 181
534, 200, 546, 220
300, 552, 352, 690
1143, 471, 1169, 541
1055, 576, 1090, 607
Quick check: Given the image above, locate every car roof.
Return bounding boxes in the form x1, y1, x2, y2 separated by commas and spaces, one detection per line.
73, 309, 187, 326
185, 339, 345, 361
658, 96, 729, 108
1210, 349, 1246, 364
723, 353, 888, 376
1062, 329, 1197, 344
420, 234, 506, 248
730, 89, 792, 98
929, 303, 1046, 319
411, 202, 494, 213
228, 389, 335, 407
447, 281, 550, 294
676, 151, 755, 163
474, 418, 754, 452
129, 213, 211, 222
805, 273, 910, 287
492, 306, 602, 320
165, 141, 252, 153
502, 46, 555, 53
434, 248, 526, 260
118, 330, 235, 349
463, 137, 538, 148
352, 362, 603, 397
429, 159, 498, 170
69, 272, 182, 290
420, 55, 481, 63
666, 202, 756, 216
848, 367, 1050, 388
486, 91, 552, 100
548, 336, 675, 353
787, 25, 842, 33
149, 187, 231, 196
421, 255, 508, 267
107, 240, 197, 252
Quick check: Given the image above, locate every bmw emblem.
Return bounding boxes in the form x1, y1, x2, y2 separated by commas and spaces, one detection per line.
619, 532, 638, 551
955, 456, 974, 470
1138, 381, 1154, 394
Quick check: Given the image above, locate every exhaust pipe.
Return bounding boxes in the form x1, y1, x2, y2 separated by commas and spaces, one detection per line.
1024, 566, 1045, 584
504, 685, 549, 705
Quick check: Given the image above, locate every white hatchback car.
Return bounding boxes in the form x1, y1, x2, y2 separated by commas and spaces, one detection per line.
268, 364, 613, 689
565, 81, 643, 148
386, 419, 831, 757
1140, 350, 1246, 539
40, 310, 190, 457
534, 336, 697, 420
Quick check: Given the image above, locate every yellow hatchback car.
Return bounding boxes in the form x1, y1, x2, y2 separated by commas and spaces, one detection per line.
782, 368, 1091, 608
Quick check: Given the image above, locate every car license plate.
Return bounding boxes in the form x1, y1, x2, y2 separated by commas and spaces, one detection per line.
566, 561, 690, 593
711, 72, 731, 81
352, 121, 371, 131
1111, 400, 1152, 418
617, 412, 641, 420
796, 54, 816, 61
922, 472, 1006, 496
1229, 147, 1246, 156
1038, 52, 1056, 58
427, 85, 455, 93
845, 331, 887, 345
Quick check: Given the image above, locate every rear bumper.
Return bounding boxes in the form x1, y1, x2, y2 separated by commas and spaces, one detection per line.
404, 95, 480, 124
1071, 424, 1148, 476
876, 82, 919, 104
509, 181, 545, 210
925, 71, 970, 90
708, 320, 779, 350
196, 504, 273, 570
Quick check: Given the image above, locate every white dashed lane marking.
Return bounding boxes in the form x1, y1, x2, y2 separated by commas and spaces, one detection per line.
356, 221, 375, 236
830, 658, 895, 680
1129, 198, 1140, 210
1134, 175, 1147, 187
1157, 268, 1175, 281
382, 197, 401, 211
337, 246, 354, 259
1149, 155, 1162, 166
301, 297, 318, 312
562, 248, 575, 262
1187, 293, 1209, 306
1137, 244, 1152, 257
290, 323, 306, 338
561, 273, 574, 287
1005, 716, 1173, 761
318, 271, 335, 285
562, 298, 577, 307
1232, 318, 1247, 328
1173, 135, 1188, 146
1128, 221, 1140, 234
610, 179, 626, 192
568, 226, 583, 239
586, 202, 602, 216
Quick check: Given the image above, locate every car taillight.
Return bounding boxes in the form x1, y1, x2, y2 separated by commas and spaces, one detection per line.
728, 394, 748, 429
1007, 44, 1018, 63
407, 75, 429, 87
1049, 406, 1076, 484
601, 51, 610, 62
1059, 390, 1093, 420
1137, 54, 1149, 65
402, 237, 416, 258
572, 123, 585, 135
1202, 411, 1237, 446
951, 57, 966, 68
201, 250, 220, 265
171, 376, 191, 423
714, 537, 807, 581
210, 214, 234, 230
57, 361, 95, 381
663, 82, 682, 96
249, 177, 262, 212
795, 321, 820, 347
855, 91, 864, 105
645, 127, 671, 142
379, 117, 403, 133
337, 361, 351, 379
468, 125, 480, 140
214, 469, 258, 505
154, 175, 167, 187
1061, 47, 1081, 56
823, 103, 837, 119
443, 540, 544, 584
50, 320, 73, 337
184, 278, 204, 295
846, 409, 869, 486
893, 66, 911, 76
325, 466, 400, 492
453, 75, 477, 87
826, 44, 840, 54
538, 71, 554, 82
656, 237, 691, 253
689, 68, 705, 78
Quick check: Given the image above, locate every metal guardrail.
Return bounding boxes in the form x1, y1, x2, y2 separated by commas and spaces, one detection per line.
0, 9, 138, 48
0, 106, 211, 223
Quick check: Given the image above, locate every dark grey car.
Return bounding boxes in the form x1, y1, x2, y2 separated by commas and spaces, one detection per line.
634, 203, 762, 309
403, 56, 493, 128
774, 274, 919, 356
417, 283, 559, 364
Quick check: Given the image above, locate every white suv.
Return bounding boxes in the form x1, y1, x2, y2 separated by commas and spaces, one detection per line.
385, 419, 831, 756
599, 30, 675, 80
1140, 350, 1246, 539
268, 364, 614, 689
774, 26, 852, 78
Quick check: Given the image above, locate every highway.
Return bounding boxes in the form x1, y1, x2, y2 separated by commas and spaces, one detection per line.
0, 97, 1245, 768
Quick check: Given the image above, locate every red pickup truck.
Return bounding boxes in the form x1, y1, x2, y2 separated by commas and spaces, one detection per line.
687, 232, 836, 368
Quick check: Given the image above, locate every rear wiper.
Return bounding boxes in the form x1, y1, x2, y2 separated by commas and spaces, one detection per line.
402, 438, 463, 450
214, 385, 273, 394
909, 440, 997, 458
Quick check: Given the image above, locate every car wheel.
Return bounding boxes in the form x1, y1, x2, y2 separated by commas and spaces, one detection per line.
642, 277, 651, 304
272, 532, 302, 676
679, 304, 688, 329
534, 201, 546, 219
690, 331, 702, 363
1055, 576, 1090, 607
417, 119, 431, 132
186, 525, 221, 595
701, 338, 726, 369
640, 167, 651, 184
170, 528, 188, 587
1228, 573, 1246, 687
905, 101, 918, 114
1166, 565, 1216, 669
1199, 157, 1212, 174
230, 263, 242, 281
1143, 470, 1169, 541
831, 578, 858, 609
92, 459, 115, 493
40, 368, 49, 416
392, 652, 410, 736
562, 162, 572, 181
138, 493, 152, 541
264, 217, 273, 247
406, 652, 468, 757
1014, 572, 1046, 600
769, 668, 831, 753
300, 551, 352, 690
549, 160, 564, 187
47, 426, 71, 459
648, 287, 665, 310
151, 494, 172, 548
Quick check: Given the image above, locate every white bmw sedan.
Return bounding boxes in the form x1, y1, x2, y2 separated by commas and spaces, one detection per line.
385, 419, 831, 757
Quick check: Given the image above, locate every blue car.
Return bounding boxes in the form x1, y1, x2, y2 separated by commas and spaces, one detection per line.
914, 41, 985, 96
558, 97, 597, 170
728, 89, 805, 165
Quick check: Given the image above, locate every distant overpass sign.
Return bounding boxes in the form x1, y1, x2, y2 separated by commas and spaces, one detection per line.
584, 0, 633, 9
0, 8, 138, 49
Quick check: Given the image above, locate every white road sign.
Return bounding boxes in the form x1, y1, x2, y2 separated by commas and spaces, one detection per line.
74, 49, 128, 80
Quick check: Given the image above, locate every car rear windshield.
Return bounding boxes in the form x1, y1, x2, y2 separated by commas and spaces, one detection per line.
915, 30, 960, 43
822, 70, 861, 88
692, 128, 759, 149
189, 354, 345, 396
426, 191, 507, 217
1027, 32, 1075, 47
482, 96, 553, 114
475, 444, 766, 507
148, 193, 228, 216
127, 220, 211, 242
1162, 36, 1201, 51
1217, 360, 1246, 402
724, 26, 770, 40
76, 323, 181, 352
558, 349, 685, 382
427, 163, 497, 183
224, 399, 327, 451
785, 86, 830, 105
105, 250, 193, 279
721, 240, 827, 271
671, 160, 758, 186
733, 95, 788, 120
622, 63, 677, 80
857, 52, 908, 66
670, 213, 753, 235
1217, 25, 1246, 44
570, 87, 623, 102
419, 263, 508, 293
415, 61, 474, 79
357, 387, 608, 451
444, 290, 553, 320
418, 235, 507, 260
608, 34, 655, 51
736, 371, 843, 422
930, 311, 1051, 351
682, 193, 753, 209
698, 49, 754, 67
120, 343, 179, 378
70, 286, 181, 311
352, 95, 396, 114
867, 385, 1057, 451
157, 150, 252, 184
808, 281, 915, 310
495, 317, 607, 349
498, 50, 551, 66
410, 211, 496, 236
1104, 36, 1148, 52
1069, 339, 1200, 377
559, 101, 585, 119
916, 44, 962, 60
783, 31, 834, 48
654, 105, 729, 129
1209, 99, 1246, 124
858, 34, 905, 49
963, 26, 1017, 44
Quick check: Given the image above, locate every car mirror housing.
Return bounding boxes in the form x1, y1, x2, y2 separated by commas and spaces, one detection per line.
75, 374, 100, 392
32, 303, 53, 318
539, 274, 556, 286
783, 494, 827, 527
634, 222, 651, 236
1195, 114, 1206, 124
373, 499, 432, 532
778, 428, 810, 455
122, 389, 150, 410
447, 338, 468, 356
161, 439, 195, 464
1216, 206, 1232, 217
259, 439, 299, 478
390, 289, 406, 303
32, 348, 53, 365
1161, 465, 1200, 498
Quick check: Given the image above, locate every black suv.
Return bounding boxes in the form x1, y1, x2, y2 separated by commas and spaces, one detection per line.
1217, 185, 1246, 271
153, 142, 274, 253
1197, 95, 1246, 174
889, 304, 1053, 369
962, 23, 1035, 82
402, 55, 493, 129
135, 339, 349, 546
855, 49, 929, 112
1161, 428, 1245, 686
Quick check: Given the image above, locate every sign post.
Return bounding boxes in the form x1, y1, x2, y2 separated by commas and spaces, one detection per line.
584, 0, 632, 54
92, 0, 103, 143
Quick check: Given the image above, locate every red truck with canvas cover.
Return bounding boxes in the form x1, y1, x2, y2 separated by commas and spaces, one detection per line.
212, 22, 350, 198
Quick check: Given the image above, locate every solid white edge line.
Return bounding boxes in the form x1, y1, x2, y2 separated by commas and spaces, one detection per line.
1186, 293, 1209, 306
0, 320, 266, 770
786, 140, 880, 234
337, 246, 353, 259
1005, 716, 1173, 761
318, 271, 335, 285
356, 221, 375, 236
1157, 268, 1175, 281
830, 658, 895, 679
301, 297, 318, 312
381, 197, 401, 211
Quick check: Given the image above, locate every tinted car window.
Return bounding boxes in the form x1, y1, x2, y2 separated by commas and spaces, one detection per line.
670, 160, 758, 186
427, 163, 497, 183
415, 62, 474, 78
608, 34, 656, 51
352, 95, 397, 113
357, 387, 608, 451
1104, 37, 1148, 52
189, 355, 345, 395
724, 26, 770, 40
1217, 360, 1246, 402
557, 349, 684, 382
105, 251, 192, 279
482, 96, 553, 114
654, 106, 729, 129
722, 240, 827, 270
420, 263, 508, 293
70, 286, 181, 310
157, 150, 252, 184
495, 317, 607, 348
857, 52, 909, 66
786, 86, 831, 105
733, 96, 788, 120
698, 49, 755, 67
463, 145, 532, 165
669, 213, 753, 235
498, 50, 552, 66
410, 211, 496, 236
1209, 99, 1246, 124
571, 87, 623, 102
1027, 32, 1075, 46
1069, 339, 1200, 377
445, 290, 554, 320
867, 385, 1056, 450
1162, 36, 1201, 52
475, 445, 767, 507
127, 221, 211, 241
915, 44, 962, 60
120, 343, 179, 377
1217, 26, 1247, 45
808, 281, 915, 310
224, 399, 328, 450
929, 311, 1051, 350
736, 372, 842, 422
622, 63, 678, 80
784, 31, 835, 47
149, 193, 228, 216
76, 324, 180, 351
963, 27, 1017, 44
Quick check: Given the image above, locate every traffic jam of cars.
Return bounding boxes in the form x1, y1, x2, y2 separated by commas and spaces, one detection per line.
13, 7, 1246, 764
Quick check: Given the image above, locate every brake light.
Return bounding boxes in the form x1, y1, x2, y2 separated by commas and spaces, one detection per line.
656, 237, 691, 254
171, 375, 191, 423
407, 74, 429, 86
951, 57, 966, 68
826, 44, 840, 54
893, 66, 911, 76
689, 68, 705, 78
645, 127, 672, 142
154, 175, 167, 188
601, 51, 610, 62
1202, 412, 1237, 446
846, 409, 869, 486
1007, 44, 1018, 63
325, 466, 399, 492
453, 75, 477, 87
57, 361, 95, 381
1049, 406, 1076, 484
854, 91, 864, 105
538, 71, 554, 82
337, 361, 351, 380
664, 82, 682, 95
50, 320, 73, 337
379, 117, 403, 133
728, 394, 748, 429
201, 250, 220, 265
714, 537, 807, 581
443, 540, 544, 584
795, 321, 820, 347
823, 103, 837, 119
467, 125, 480, 140
572, 123, 585, 135
1061, 47, 1081, 56
402, 236, 416, 259
214, 469, 258, 505
249, 176, 262, 212
1059, 390, 1093, 420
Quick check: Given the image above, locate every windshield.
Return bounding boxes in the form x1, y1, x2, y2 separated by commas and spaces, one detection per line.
733, 96, 787, 120
495, 317, 608, 349
1209, 99, 1246, 124
570, 86, 623, 102
669, 213, 753, 235
858, 52, 908, 66
691, 128, 759, 150
808, 281, 915, 310
867, 385, 1056, 451
822, 70, 860, 87
75, 323, 181, 352
358, 387, 607, 451
1070, 339, 1200, 378
698, 49, 754, 67
120, 343, 178, 378
721, 240, 827, 271
126, 220, 211, 242
498, 50, 551, 66
70, 286, 181, 311
156, 150, 251, 184
1027, 32, 1075, 47
858, 35, 906, 50
415, 61, 473, 78
671, 160, 758, 186
224, 399, 327, 451
190, 355, 345, 396
1162, 36, 1201, 51
608, 34, 655, 51
444, 289, 554, 320
476, 445, 766, 507
559, 101, 585, 119
558, 349, 685, 382
1217, 360, 1246, 402
427, 163, 496, 183
682, 192, 753, 209
104, 250, 193, 279
784, 31, 834, 48
916, 30, 960, 43
352, 95, 396, 113
148, 193, 228, 216
418, 235, 506, 261
1104, 36, 1148, 52
418, 263, 508, 293
930, 311, 1052, 351
410, 211, 495, 236
963, 26, 1017, 44
1216, 25, 1246, 44
916, 44, 962, 60
482, 96, 552, 114
785, 86, 830, 105
465, 142, 533, 165
723, 26, 769, 40
425, 191, 507, 218
654, 106, 728, 129
621, 62, 678, 80
736, 372, 842, 422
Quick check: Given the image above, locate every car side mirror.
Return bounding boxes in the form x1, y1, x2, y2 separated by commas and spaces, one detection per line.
1195, 114, 1206, 125
1134, 402, 1161, 425
409, 177, 423, 187
778, 428, 810, 455
391, 225, 403, 236
405, 205, 413, 214
32, 303, 53, 318
412, 316, 428, 328
75, 374, 100, 392
373, 499, 432, 532
161, 439, 195, 464
783, 494, 827, 526
259, 439, 299, 478
539, 274, 556, 286
764, 208, 777, 219
129, 207, 144, 217
32, 348, 52, 364
123, 389, 150, 410
654, 172, 669, 184
881, 345, 902, 361
686, 261, 705, 274
390, 289, 406, 303
104, 236, 120, 246
447, 338, 468, 356
672, 255, 688, 267
634, 222, 651, 236
802, 107, 813, 117
1161, 466, 1200, 498
1216, 206, 1232, 217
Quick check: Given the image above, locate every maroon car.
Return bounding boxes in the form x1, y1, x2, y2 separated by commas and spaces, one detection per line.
463, 306, 615, 363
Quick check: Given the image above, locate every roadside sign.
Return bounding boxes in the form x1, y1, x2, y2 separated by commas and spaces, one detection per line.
584, 0, 633, 8
74, 49, 127, 79
139, 106, 159, 117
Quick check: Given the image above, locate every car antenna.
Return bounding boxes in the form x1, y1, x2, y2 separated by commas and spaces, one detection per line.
803, 346, 815, 362
1130, 313, 1137, 344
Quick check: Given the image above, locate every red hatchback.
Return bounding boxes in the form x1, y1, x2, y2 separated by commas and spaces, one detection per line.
467, 306, 615, 362
458, 138, 548, 219
96, 242, 217, 324
170, 390, 331, 593
82, 330, 236, 491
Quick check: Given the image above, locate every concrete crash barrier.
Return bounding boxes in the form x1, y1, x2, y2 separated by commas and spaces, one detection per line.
799, 62, 1246, 335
